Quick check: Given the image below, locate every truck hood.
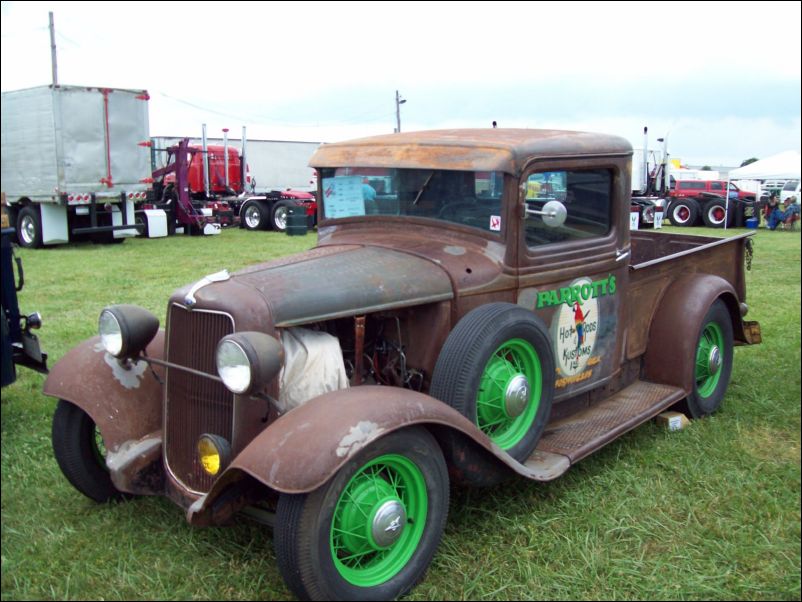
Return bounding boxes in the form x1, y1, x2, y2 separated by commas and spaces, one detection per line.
180, 245, 454, 328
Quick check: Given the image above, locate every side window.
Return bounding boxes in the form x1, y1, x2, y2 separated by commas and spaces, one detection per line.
524, 169, 612, 247
710, 182, 723, 191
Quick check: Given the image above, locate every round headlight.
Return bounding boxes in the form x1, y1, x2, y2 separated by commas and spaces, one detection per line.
98, 305, 160, 359
215, 332, 284, 396
99, 310, 123, 356
216, 339, 252, 394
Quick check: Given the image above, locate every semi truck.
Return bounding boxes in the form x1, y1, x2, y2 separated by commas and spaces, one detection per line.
149, 129, 317, 233
1, 85, 151, 247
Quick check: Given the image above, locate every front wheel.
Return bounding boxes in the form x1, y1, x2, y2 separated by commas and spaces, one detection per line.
52, 400, 126, 502
274, 427, 448, 601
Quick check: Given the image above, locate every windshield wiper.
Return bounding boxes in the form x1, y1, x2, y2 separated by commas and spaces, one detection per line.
412, 172, 435, 206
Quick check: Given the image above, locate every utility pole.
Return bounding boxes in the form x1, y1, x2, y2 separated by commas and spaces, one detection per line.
49, 12, 58, 86
395, 90, 406, 133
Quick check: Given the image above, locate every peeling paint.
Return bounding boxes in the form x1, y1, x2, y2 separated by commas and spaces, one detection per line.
444, 245, 466, 256
103, 353, 148, 389
106, 436, 161, 472
336, 421, 386, 458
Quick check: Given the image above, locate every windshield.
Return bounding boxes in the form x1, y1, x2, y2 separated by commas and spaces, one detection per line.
319, 167, 504, 234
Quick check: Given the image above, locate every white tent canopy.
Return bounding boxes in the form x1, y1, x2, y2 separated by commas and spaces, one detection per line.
724, 150, 800, 228
728, 150, 801, 180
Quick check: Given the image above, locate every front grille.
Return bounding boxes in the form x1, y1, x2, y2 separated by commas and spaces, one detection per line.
165, 304, 234, 493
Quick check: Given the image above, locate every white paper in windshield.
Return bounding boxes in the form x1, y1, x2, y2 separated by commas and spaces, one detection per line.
323, 176, 366, 218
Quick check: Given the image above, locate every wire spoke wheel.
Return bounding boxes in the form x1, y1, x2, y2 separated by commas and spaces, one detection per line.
331, 454, 427, 587
476, 339, 542, 449
695, 322, 724, 398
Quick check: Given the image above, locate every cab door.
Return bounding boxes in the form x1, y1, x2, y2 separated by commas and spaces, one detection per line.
516, 156, 630, 402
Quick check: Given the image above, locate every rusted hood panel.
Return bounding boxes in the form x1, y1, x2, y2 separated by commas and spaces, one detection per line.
209, 244, 455, 327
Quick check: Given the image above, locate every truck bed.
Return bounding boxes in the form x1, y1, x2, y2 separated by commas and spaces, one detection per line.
626, 230, 753, 359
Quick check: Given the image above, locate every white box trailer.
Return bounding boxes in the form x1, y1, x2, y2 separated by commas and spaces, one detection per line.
1, 85, 151, 247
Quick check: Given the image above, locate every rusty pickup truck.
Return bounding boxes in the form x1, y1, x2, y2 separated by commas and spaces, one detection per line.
45, 129, 761, 601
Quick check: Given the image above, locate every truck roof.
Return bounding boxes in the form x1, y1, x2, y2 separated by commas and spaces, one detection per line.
310, 128, 632, 175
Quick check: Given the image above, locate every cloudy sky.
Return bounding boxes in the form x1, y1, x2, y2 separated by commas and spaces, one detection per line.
2, 1, 800, 167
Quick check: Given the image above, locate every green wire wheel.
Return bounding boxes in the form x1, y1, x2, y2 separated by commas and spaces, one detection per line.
431, 303, 554, 466
275, 427, 449, 601
682, 299, 734, 418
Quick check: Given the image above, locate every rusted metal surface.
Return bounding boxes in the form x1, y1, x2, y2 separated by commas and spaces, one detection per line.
43, 332, 165, 454
641, 274, 739, 392
537, 380, 685, 463
105, 431, 164, 495
310, 129, 632, 176
164, 306, 234, 494
234, 245, 454, 327
186, 386, 580, 524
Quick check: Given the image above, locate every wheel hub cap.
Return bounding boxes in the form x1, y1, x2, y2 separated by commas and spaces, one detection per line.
708, 346, 721, 375
370, 500, 406, 548
504, 374, 530, 418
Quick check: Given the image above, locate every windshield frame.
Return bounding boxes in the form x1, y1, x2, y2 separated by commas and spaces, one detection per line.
316, 167, 510, 240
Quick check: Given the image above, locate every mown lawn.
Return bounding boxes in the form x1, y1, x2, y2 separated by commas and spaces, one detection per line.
1, 225, 799, 600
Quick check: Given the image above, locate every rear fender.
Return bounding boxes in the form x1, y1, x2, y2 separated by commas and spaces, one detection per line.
643, 275, 742, 392
43, 331, 165, 453
187, 386, 537, 524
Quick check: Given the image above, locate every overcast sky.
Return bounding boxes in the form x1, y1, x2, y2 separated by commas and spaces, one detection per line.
2, 1, 800, 166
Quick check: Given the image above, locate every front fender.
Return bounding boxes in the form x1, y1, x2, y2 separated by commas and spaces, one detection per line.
43, 331, 165, 453
190, 386, 567, 524
643, 275, 741, 392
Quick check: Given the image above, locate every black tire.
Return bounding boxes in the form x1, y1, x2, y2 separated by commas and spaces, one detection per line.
668, 198, 700, 227
135, 212, 149, 238
701, 199, 733, 228
676, 300, 734, 419
241, 199, 269, 231
52, 400, 126, 503
430, 303, 554, 464
274, 427, 448, 601
271, 201, 292, 232
16, 205, 43, 248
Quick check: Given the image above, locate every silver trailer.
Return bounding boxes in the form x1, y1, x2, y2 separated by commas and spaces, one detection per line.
1, 85, 151, 247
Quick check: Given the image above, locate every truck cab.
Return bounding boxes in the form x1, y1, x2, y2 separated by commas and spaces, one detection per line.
44, 129, 760, 601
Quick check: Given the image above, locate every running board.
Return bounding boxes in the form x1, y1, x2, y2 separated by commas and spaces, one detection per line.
518, 380, 686, 481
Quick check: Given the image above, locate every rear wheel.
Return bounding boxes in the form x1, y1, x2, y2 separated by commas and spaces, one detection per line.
274, 427, 448, 601
678, 300, 734, 418
271, 201, 292, 232
241, 199, 269, 230
702, 200, 733, 228
52, 400, 127, 502
668, 198, 700, 227
16, 205, 43, 248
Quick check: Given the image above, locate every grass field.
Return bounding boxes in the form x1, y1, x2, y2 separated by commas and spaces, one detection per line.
1, 225, 800, 601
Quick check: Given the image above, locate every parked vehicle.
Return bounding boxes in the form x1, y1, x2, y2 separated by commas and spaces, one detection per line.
44, 129, 761, 601
1, 227, 47, 387
149, 131, 317, 234
667, 180, 757, 227
780, 180, 800, 203
1, 85, 150, 247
